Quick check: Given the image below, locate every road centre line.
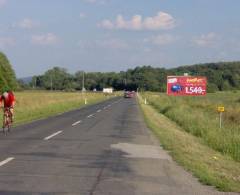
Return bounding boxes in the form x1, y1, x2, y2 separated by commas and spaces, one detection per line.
0, 157, 15, 167
87, 114, 94, 118
72, 120, 82, 126
97, 109, 101, 113
44, 131, 63, 140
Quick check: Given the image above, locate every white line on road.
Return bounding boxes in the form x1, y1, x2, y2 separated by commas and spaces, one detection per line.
72, 120, 82, 126
44, 131, 63, 140
87, 114, 94, 118
97, 109, 101, 113
103, 106, 108, 110
0, 157, 15, 167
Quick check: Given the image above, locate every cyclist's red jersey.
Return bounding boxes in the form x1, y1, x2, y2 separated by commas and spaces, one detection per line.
0, 92, 15, 108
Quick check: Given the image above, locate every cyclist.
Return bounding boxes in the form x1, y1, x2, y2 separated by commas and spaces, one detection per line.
0, 90, 15, 124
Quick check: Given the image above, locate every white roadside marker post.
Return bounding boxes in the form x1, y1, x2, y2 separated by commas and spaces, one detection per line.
85, 98, 87, 105
144, 98, 147, 105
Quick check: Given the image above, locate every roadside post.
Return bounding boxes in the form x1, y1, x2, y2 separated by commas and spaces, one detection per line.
85, 98, 88, 105
217, 106, 225, 128
144, 98, 147, 105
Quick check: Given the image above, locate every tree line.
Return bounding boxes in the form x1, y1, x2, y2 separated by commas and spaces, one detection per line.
1, 50, 239, 92
26, 62, 240, 92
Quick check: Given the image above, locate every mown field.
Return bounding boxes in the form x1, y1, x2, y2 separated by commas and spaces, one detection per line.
139, 91, 240, 191
0, 91, 116, 126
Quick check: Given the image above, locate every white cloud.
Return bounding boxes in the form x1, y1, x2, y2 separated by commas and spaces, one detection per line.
0, 37, 15, 48
99, 11, 176, 31
144, 34, 176, 46
18, 18, 38, 29
0, 0, 7, 8
31, 33, 59, 45
100, 20, 114, 29
193, 32, 219, 47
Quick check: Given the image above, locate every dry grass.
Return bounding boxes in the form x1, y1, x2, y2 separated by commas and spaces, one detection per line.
0, 90, 116, 126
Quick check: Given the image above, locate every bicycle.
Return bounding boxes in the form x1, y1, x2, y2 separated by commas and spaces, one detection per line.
2, 107, 12, 135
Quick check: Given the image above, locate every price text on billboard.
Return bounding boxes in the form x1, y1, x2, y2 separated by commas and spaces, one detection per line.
167, 76, 207, 96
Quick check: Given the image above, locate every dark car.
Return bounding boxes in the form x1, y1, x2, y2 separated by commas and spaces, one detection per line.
124, 91, 135, 98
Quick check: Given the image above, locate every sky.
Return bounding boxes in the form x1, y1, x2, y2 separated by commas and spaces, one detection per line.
0, 0, 240, 77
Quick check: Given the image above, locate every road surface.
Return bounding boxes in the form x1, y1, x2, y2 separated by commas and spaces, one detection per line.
0, 97, 237, 195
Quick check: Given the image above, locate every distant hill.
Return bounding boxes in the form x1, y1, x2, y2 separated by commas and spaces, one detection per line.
19, 77, 33, 84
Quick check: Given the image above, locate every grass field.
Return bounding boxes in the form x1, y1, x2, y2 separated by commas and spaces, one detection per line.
142, 91, 240, 162
0, 91, 117, 126
139, 92, 240, 191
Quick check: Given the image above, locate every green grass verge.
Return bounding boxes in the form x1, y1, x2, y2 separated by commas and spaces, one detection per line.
142, 92, 240, 162
138, 95, 240, 192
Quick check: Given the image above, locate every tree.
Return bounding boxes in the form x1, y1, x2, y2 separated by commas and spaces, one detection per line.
43, 67, 71, 90
0, 52, 18, 91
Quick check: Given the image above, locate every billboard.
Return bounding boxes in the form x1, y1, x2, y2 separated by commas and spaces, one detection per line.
167, 76, 207, 96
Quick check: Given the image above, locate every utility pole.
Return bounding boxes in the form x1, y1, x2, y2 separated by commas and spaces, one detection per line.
82, 71, 86, 92
34, 77, 37, 89
50, 75, 53, 91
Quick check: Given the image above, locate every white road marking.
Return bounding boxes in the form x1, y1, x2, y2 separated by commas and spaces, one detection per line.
0, 157, 15, 167
87, 114, 94, 118
44, 131, 63, 140
72, 120, 82, 126
103, 106, 108, 110
97, 109, 101, 113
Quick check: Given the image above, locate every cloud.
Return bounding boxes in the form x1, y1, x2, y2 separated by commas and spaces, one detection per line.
31, 33, 59, 45
18, 18, 38, 29
0, 37, 15, 48
193, 32, 219, 47
0, 0, 7, 8
99, 11, 176, 31
144, 34, 177, 46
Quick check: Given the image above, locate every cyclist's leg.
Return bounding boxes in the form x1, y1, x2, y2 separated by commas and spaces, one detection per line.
2, 109, 7, 133
9, 107, 14, 123
2, 112, 5, 129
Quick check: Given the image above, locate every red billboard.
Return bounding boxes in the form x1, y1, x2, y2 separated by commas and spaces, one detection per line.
167, 76, 207, 96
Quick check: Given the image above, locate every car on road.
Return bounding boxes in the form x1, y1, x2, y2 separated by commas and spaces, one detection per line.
124, 91, 135, 98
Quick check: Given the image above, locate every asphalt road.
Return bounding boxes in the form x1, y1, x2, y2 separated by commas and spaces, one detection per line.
0, 97, 238, 195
